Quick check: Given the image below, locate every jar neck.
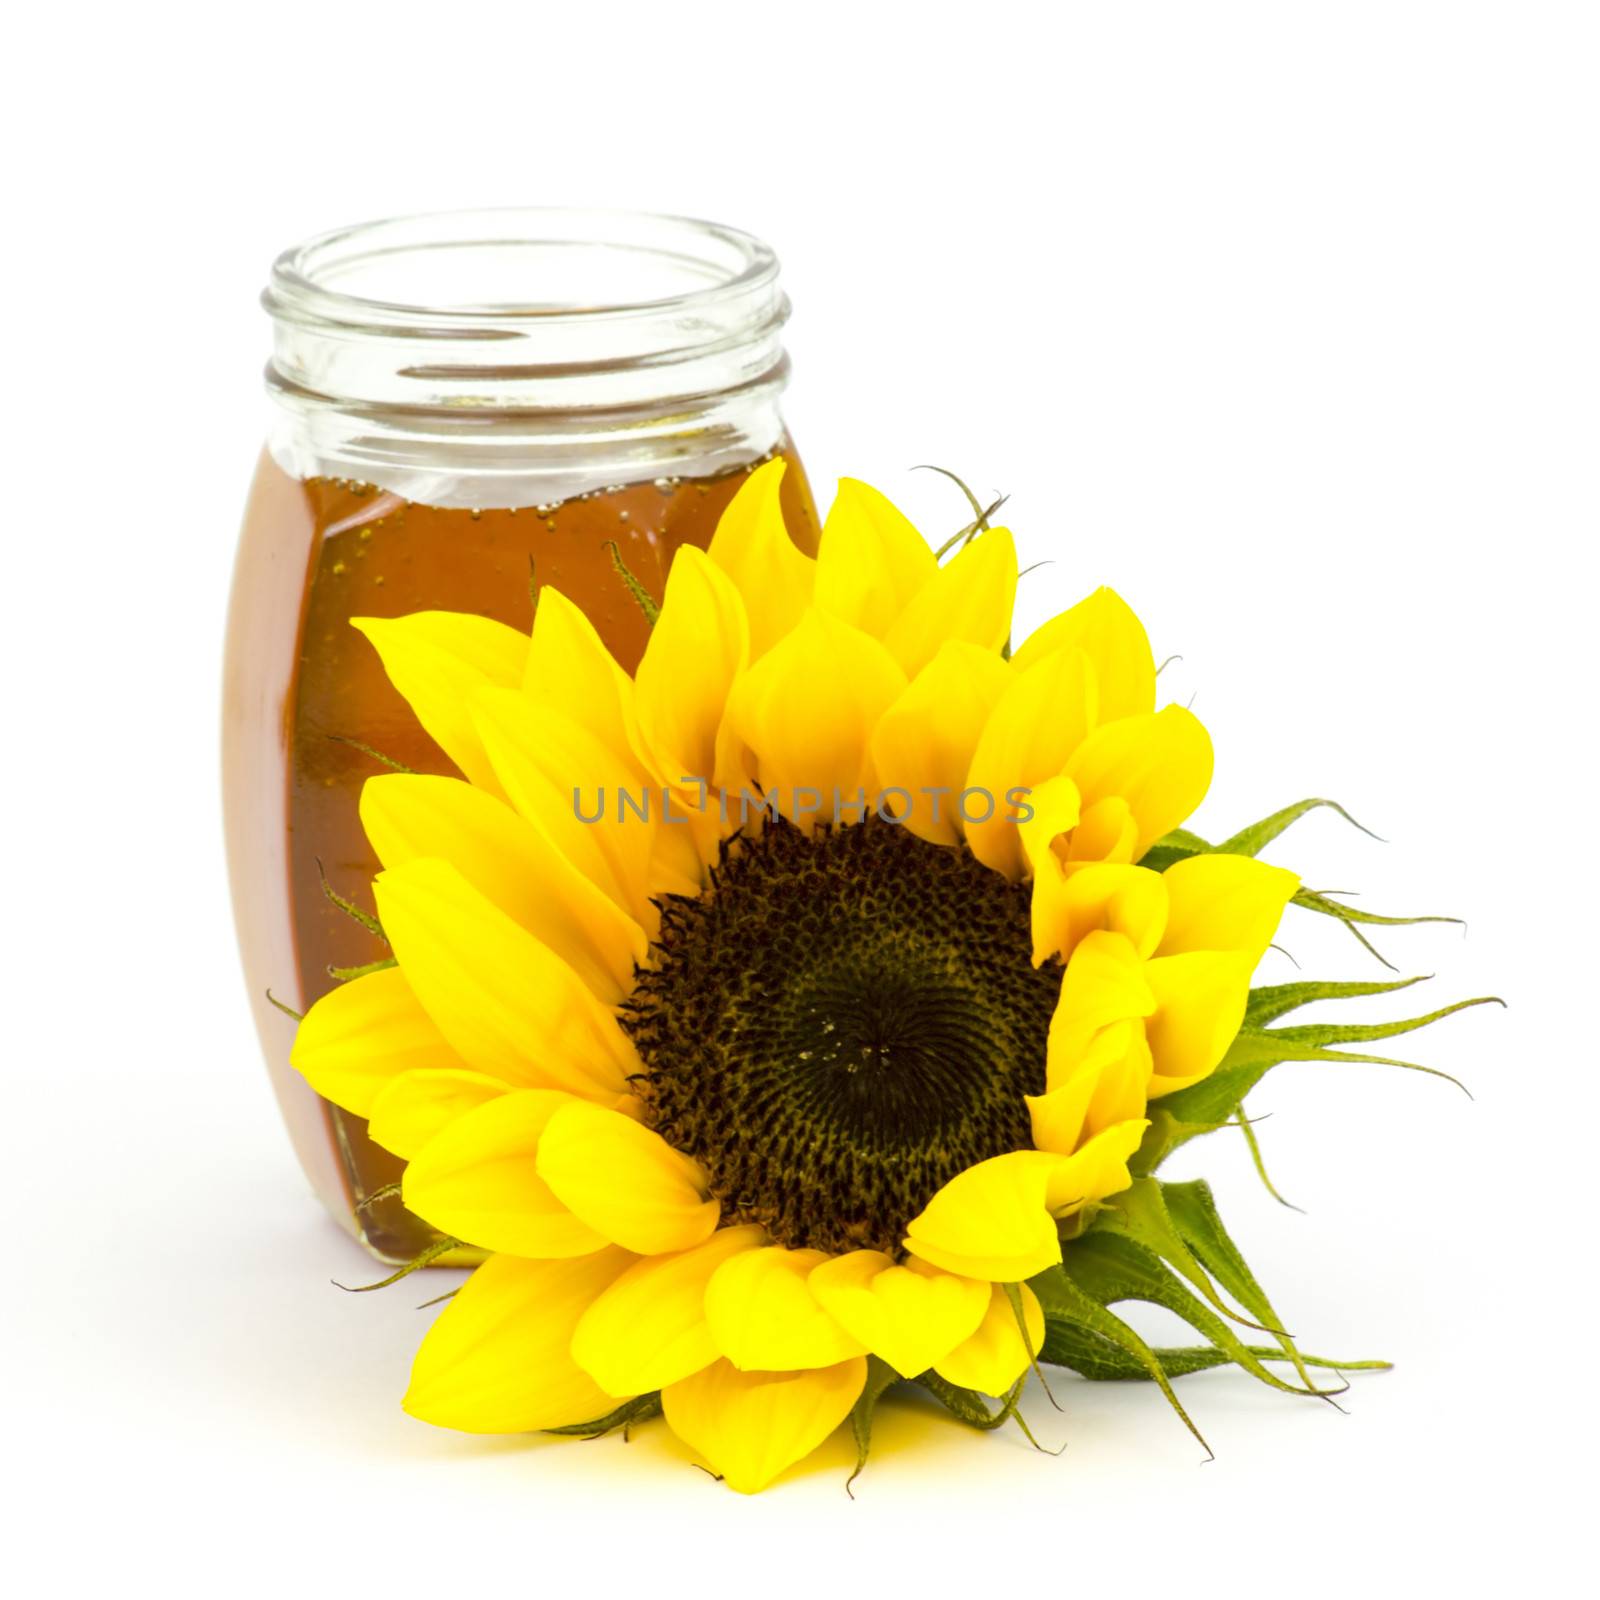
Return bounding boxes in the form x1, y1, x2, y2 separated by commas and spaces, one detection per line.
261, 208, 792, 507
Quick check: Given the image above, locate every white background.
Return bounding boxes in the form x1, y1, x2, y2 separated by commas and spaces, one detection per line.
5, 2, 1594, 1593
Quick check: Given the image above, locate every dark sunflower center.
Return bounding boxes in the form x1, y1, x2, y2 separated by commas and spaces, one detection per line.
620, 817, 1059, 1255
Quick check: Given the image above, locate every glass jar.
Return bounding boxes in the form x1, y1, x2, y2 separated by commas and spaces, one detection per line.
223, 209, 819, 1261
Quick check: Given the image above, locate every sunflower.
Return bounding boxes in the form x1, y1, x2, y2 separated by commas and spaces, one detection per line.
289, 463, 1387, 1492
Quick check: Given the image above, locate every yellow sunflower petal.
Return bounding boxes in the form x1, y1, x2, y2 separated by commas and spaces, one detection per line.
1065, 705, 1214, 860
522, 587, 640, 771
1010, 587, 1156, 720
351, 612, 527, 794
360, 773, 645, 1003
1039, 1119, 1148, 1216
536, 1099, 719, 1255
468, 689, 628, 909
902, 1151, 1071, 1281
404, 1249, 635, 1433
662, 1358, 867, 1494
633, 546, 750, 793
1157, 853, 1300, 962
571, 1225, 767, 1396
1045, 929, 1158, 1068
372, 857, 638, 1099
1024, 1074, 1096, 1157
1033, 1018, 1152, 1146
813, 477, 936, 638
724, 608, 907, 820
647, 812, 711, 901
366, 1066, 512, 1160
706, 459, 815, 658
1016, 771, 1083, 870
400, 1090, 607, 1258
933, 1282, 1046, 1395
1028, 859, 1168, 969
1144, 949, 1255, 1096
704, 1247, 868, 1371
964, 645, 1098, 879
882, 525, 1017, 679
808, 1251, 991, 1379
472, 689, 656, 922
870, 641, 1015, 846
290, 964, 458, 1117
1065, 795, 1140, 866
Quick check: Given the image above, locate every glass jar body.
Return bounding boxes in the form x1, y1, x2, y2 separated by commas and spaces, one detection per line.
222, 212, 818, 1259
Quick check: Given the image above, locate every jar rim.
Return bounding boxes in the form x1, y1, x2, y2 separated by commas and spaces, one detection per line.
264, 206, 780, 335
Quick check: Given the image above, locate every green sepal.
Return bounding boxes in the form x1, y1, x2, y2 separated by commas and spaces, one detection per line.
914, 1370, 1026, 1431
544, 1393, 662, 1439
264, 989, 303, 1023
1233, 1111, 1301, 1210
1096, 1177, 1277, 1334
355, 1180, 403, 1214
317, 860, 386, 943
1266, 993, 1502, 1052
912, 463, 1006, 559
328, 733, 416, 775
1140, 797, 1375, 871
603, 539, 660, 626
1064, 1228, 1331, 1400
1138, 828, 1213, 871
1158, 1180, 1327, 1393
1040, 1321, 1386, 1383
1216, 798, 1379, 857
1153, 990, 1498, 1139
1128, 1107, 1227, 1177
1245, 973, 1433, 1028
846, 1355, 901, 1495
1029, 1259, 1211, 1456
332, 1233, 462, 1292
328, 956, 398, 983
1292, 887, 1461, 968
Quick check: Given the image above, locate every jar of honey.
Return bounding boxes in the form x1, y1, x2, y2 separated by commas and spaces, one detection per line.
223, 209, 819, 1260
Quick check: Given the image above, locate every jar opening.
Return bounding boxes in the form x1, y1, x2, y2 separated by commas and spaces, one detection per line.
266, 208, 779, 332
260, 208, 794, 500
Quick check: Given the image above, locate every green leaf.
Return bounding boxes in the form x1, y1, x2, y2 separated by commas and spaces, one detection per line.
1245, 973, 1433, 1028
1030, 1260, 1212, 1456
846, 1356, 901, 1496
544, 1393, 662, 1439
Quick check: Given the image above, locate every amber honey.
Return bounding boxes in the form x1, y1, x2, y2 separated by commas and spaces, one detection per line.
224, 446, 819, 1258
